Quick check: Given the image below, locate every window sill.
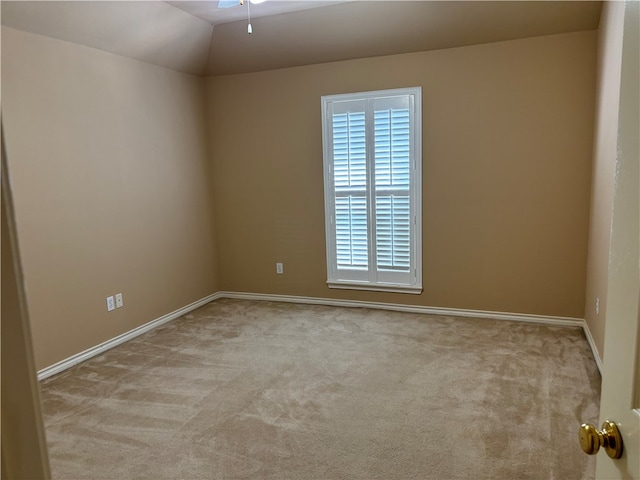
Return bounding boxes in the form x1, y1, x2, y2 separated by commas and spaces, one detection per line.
327, 281, 422, 295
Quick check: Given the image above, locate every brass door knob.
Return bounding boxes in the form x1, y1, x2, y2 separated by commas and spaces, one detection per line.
579, 420, 623, 459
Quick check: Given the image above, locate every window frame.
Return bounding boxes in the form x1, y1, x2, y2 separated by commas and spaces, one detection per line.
321, 87, 423, 294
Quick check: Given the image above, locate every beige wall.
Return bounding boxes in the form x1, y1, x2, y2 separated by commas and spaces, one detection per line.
583, 1, 625, 362
2, 136, 51, 480
2, 25, 599, 371
2, 27, 218, 370
206, 31, 597, 318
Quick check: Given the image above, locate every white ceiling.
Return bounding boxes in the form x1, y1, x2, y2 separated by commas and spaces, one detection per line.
205, 1, 603, 75
2, 1, 214, 74
1, 1, 602, 77
167, 0, 352, 26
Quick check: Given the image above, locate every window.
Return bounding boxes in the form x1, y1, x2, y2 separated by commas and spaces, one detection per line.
321, 87, 422, 293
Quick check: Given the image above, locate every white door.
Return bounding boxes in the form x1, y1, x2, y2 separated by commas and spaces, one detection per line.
592, 2, 639, 478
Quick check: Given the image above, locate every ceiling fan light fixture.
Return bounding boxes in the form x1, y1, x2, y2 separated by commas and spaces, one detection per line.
217, 0, 265, 10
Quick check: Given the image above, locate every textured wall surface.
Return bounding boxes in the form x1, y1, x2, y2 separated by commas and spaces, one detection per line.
583, 1, 625, 361
2, 27, 218, 369
207, 31, 597, 318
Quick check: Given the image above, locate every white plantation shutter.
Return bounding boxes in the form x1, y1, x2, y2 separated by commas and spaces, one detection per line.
375, 195, 410, 270
322, 88, 422, 293
333, 111, 368, 270
374, 105, 411, 272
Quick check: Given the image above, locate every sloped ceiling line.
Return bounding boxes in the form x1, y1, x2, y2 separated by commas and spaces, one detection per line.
1, 1, 602, 77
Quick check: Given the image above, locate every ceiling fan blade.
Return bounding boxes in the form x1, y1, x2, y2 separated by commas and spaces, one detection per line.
218, 0, 241, 8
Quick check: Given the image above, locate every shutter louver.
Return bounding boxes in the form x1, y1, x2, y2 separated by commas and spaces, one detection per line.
333, 111, 368, 270
335, 196, 368, 269
374, 107, 411, 272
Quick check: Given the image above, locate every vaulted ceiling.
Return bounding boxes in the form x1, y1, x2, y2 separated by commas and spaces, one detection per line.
1, 1, 603, 76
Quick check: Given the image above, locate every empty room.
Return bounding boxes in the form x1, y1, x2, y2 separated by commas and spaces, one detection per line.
2, 0, 639, 479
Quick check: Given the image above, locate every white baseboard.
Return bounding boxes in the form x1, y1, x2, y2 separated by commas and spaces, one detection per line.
37, 292, 222, 381
220, 292, 604, 373
38, 290, 595, 381
581, 320, 604, 374
216, 291, 584, 327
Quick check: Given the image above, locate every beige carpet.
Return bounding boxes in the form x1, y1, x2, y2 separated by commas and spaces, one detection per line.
40, 299, 600, 479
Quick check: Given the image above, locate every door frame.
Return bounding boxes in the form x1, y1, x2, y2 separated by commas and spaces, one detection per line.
595, 1, 640, 478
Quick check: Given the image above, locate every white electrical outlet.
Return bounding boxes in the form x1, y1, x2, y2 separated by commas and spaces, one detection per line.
106, 296, 115, 312
115, 293, 123, 308
595, 297, 600, 317
276, 263, 283, 274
